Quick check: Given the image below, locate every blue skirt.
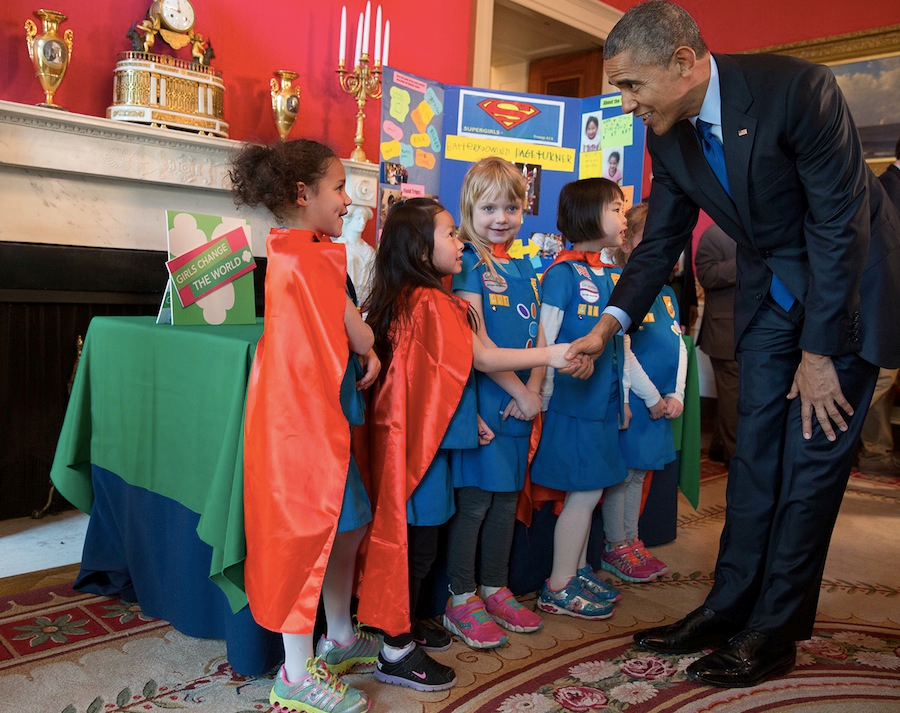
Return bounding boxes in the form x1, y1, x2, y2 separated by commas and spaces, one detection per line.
336, 453, 373, 532
451, 433, 528, 492
531, 401, 626, 492
407, 449, 456, 526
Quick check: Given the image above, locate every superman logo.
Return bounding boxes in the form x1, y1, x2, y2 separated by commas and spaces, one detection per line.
477, 99, 541, 130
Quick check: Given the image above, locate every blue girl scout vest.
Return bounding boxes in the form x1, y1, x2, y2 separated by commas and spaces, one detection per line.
452, 243, 540, 438
618, 279, 682, 470
542, 260, 624, 421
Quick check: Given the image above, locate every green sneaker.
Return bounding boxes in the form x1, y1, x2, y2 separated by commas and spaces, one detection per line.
270, 658, 370, 713
315, 626, 380, 674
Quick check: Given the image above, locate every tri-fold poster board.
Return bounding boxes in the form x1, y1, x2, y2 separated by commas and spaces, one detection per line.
379, 68, 646, 272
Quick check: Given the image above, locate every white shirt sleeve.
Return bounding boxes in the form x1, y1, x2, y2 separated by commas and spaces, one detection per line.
665, 334, 689, 404
539, 304, 564, 410
624, 334, 662, 407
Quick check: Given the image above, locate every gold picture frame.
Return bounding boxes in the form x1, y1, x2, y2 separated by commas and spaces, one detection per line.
754, 24, 900, 175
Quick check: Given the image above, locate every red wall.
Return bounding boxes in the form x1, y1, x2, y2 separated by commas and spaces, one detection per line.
2, 0, 472, 154
601, 0, 900, 52
4, 1, 899, 153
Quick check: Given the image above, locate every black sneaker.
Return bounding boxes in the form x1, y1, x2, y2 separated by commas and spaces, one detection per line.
412, 621, 453, 652
374, 644, 457, 692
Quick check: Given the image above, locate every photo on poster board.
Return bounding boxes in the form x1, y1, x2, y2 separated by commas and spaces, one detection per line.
157, 211, 256, 326
384, 162, 408, 185
603, 147, 625, 185
514, 162, 542, 216
530, 231, 565, 259
379, 187, 402, 225
581, 112, 601, 152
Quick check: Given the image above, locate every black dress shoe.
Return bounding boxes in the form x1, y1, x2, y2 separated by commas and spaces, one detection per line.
633, 606, 739, 654
686, 629, 796, 688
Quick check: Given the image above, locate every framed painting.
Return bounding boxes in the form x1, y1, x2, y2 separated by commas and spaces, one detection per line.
755, 24, 900, 175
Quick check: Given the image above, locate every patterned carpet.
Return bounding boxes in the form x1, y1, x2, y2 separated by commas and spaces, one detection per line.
1, 464, 898, 713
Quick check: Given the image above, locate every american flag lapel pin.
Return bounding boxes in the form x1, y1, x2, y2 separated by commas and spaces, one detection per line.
738, 128, 748, 136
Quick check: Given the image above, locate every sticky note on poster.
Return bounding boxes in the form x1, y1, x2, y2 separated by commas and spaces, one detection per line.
401, 183, 426, 198
601, 114, 633, 149
579, 150, 604, 179
411, 100, 435, 133
600, 95, 622, 109
389, 86, 411, 122
381, 139, 402, 161
445, 136, 575, 172
621, 184, 635, 212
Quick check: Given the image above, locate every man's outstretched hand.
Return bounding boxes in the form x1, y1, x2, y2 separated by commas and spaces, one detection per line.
559, 313, 622, 380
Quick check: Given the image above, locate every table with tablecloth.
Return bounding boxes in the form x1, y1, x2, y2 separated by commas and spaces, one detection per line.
50, 316, 281, 675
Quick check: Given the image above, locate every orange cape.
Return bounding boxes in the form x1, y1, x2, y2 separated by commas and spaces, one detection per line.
355, 287, 473, 635
243, 229, 350, 634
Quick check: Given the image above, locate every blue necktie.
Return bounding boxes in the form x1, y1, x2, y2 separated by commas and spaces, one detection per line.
696, 118, 794, 311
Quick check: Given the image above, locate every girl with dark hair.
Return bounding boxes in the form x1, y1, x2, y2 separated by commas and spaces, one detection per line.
356, 198, 573, 692
531, 177, 630, 619
231, 138, 381, 713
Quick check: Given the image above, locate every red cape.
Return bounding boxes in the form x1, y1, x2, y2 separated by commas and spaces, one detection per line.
243, 229, 350, 634
355, 287, 473, 635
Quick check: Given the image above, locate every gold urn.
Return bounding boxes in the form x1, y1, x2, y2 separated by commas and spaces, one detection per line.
24, 9, 74, 110
270, 70, 301, 141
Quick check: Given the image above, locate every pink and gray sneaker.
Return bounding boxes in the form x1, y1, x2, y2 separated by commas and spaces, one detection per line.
630, 538, 668, 577
484, 587, 543, 633
601, 541, 659, 583
443, 595, 508, 648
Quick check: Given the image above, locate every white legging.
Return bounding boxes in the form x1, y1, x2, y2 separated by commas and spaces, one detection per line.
281, 525, 367, 682
549, 488, 604, 590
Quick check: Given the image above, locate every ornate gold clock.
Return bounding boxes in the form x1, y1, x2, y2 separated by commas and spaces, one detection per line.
107, 1, 228, 137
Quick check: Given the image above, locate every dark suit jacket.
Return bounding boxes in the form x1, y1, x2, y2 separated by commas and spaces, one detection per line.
611, 53, 900, 369
695, 224, 736, 360
880, 164, 900, 211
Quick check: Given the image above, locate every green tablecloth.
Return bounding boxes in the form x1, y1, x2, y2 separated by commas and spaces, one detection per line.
671, 335, 701, 509
50, 316, 263, 612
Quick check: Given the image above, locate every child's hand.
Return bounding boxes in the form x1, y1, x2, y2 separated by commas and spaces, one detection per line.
477, 414, 495, 445
664, 396, 684, 419
506, 389, 541, 421
356, 349, 382, 390
648, 399, 666, 420
619, 402, 632, 430
547, 343, 581, 370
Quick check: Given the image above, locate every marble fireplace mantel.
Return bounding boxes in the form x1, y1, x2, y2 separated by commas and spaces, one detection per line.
0, 100, 379, 256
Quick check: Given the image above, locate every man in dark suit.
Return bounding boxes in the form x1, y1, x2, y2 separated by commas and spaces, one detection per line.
695, 223, 738, 465
563, 1, 900, 689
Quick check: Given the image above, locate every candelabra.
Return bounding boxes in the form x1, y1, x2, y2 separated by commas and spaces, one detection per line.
336, 3, 389, 163
337, 55, 382, 163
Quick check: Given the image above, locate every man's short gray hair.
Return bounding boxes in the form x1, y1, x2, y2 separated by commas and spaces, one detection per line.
604, 1, 708, 66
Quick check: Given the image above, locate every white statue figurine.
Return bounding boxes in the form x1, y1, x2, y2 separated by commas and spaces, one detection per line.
335, 204, 376, 308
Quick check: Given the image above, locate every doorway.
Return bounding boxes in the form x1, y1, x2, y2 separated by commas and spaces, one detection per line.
471, 0, 622, 93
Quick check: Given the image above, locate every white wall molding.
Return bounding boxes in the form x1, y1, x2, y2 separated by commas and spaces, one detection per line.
0, 100, 377, 254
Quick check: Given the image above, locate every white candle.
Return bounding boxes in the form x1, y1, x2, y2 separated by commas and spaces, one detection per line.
374, 5, 382, 64
363, 2, 371, 58
354, 12, 363, 66
339, 6, 347, 64
382, 20, 390, 67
